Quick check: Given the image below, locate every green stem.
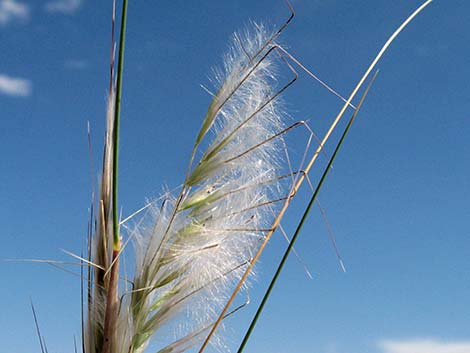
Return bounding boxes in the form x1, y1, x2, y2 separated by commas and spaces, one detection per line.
112, 0, 128, 251
102, 1, 128, 353
237, 72, 378, 353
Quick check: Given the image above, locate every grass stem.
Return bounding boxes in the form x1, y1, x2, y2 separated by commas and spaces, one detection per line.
236, 71, 378, 353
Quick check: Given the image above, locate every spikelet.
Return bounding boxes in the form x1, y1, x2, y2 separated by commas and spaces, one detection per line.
112, 23, 295, 353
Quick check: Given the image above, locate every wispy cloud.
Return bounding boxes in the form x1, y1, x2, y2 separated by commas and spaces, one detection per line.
0, 74, 32, 97
379, 339, 470, 353
0, 0, 30, 26
64, 59, 88, 70
44, 0, 83, 14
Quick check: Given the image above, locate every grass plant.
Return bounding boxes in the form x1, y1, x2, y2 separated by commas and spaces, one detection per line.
21, 1, 434, 352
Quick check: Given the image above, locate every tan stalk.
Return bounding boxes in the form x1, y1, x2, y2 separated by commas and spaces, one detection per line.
197, 1, 433, 351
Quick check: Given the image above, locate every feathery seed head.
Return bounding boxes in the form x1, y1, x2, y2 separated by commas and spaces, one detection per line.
109, 23, 295, 353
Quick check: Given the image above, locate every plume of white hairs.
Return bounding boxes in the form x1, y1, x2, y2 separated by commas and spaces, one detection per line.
86, 19, 301, 353
118, 23, 296, 352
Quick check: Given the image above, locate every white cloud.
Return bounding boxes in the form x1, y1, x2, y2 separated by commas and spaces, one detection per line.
44, 0, 83, 14
379, 339, 470, 353
0, 0, 30, 26
0, 74, 32, 97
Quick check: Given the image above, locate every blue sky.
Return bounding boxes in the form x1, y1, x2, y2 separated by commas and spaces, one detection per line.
1, 0, 469, 352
